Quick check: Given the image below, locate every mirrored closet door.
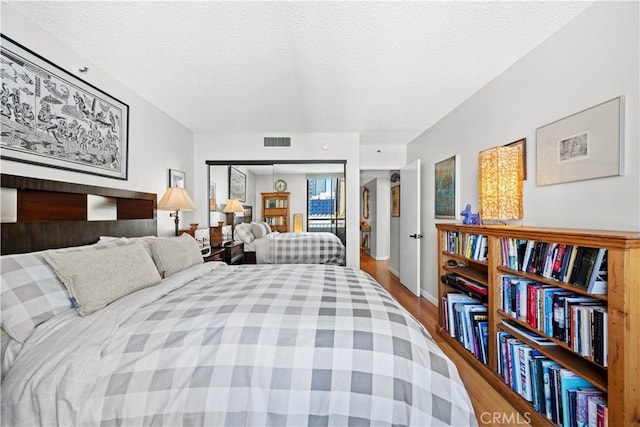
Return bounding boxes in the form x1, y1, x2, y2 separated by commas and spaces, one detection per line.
206, 161, 346, 245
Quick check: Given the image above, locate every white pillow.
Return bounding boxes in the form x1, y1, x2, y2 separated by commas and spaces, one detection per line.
234, 223, 256, 244
1, 238, 140, 340
44, 242, 161, 316
251, 222, 269, 239
145, 234, 203, 278
1, 251, 71, 342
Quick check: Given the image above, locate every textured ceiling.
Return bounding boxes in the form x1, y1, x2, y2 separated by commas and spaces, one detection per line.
5, 1, 593, 145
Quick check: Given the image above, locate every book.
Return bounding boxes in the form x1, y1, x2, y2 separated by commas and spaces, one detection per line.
568, 246, 584, 283
563, 246, 580, 283
541, 359, 561, 420
542, 288, 569, 336
522, 240, 536, 272
446, 293, 478, 337
527, 282, 545, 329
476, 320, 489, 364
559, 369, 593, 427
550, 243, 568, 280
516, 239, 527, 270
556, 244, 574, 281
441, 273, 488, 302
550, 364, 562, 424
574, 247, 600, 287
586, 249, 607, 294
563, 296, 598, 345
509, 341, 526, 394
588, 397, 606, 427
518, 345, 542, 401
576, 388, 604, 427
592, 308, 607, 366
552, 293, 576, 341
531, 356, 549, 414
463, 305, 488, 352
596, 401, 608, 427
500, 319, 558, 346
542, 242, 558, 278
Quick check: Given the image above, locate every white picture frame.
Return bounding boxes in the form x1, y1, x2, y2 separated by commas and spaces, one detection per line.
536, 97, 624, 186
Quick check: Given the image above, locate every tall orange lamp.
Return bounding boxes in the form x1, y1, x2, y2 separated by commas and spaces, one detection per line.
478, 146, 523, 223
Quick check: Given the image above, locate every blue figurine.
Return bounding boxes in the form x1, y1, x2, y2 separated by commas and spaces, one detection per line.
460, 204, 481, 225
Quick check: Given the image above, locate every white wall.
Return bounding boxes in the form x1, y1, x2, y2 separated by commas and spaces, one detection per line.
361, 177, 391, 261
360, 144, 407, 170
390, 180, 400, 276
374, 177, 391, 260
407, 1, 640, 301
362, 179, 377, 256
1, 4, 195, 237
193, 133, 360, 266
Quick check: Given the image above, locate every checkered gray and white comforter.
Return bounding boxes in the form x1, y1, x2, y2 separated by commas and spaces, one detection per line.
2, 263, 477, 426
254, 232, 346, 265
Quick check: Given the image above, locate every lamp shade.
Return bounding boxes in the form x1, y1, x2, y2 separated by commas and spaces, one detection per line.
223, 199, 244, 214
157, 187, 197, 212
478, 146, 523, 221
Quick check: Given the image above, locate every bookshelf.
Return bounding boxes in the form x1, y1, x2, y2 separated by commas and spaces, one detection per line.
262, 192, 290, 232
436, 224, 640, 427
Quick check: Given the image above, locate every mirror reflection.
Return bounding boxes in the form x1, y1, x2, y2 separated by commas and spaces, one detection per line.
207, 162, 346, 246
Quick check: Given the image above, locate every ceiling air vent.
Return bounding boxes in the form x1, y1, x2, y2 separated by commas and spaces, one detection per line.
264, 137, 291, 147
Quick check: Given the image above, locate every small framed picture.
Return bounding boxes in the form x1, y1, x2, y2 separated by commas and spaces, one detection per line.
434, 155, 457, 219
504, 138, 527, 180
169, 169, 185, 188
391, 186, 400, 217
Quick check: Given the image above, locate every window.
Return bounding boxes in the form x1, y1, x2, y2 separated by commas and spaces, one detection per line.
307, 177, 346, 244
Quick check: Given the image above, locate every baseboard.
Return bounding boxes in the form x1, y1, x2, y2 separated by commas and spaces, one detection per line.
421, 290, 438, 306
374, 256, 389, 261
389, 266, 400, 278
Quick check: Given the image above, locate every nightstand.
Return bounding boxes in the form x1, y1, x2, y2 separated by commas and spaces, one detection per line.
203, 247, 225, 263
211, 241, 244, 265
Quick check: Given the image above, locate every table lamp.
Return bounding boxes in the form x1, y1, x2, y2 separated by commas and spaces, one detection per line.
478, 146, 523, 223
158, 187, 197, 235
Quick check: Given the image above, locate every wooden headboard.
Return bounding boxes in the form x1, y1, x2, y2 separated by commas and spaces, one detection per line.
1, 174, 157, 255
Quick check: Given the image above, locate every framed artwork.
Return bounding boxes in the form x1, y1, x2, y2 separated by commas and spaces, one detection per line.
209, 182, 216, 211
362, 187, 370, 219
434, 155, 457, 219
536, 97, 624, 186
229, 166, 246, 201
505, 137, 527, 180
293, 213, 303, 232
169, 169, 185, 188
391, 185, 400, 217
0, 35, 129, 180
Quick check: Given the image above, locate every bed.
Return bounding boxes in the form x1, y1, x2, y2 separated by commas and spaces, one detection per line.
0, 174, 477, 426
235, 222, 346, 265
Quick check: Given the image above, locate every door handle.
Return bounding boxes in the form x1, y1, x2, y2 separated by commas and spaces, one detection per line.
409, 234, 423, 239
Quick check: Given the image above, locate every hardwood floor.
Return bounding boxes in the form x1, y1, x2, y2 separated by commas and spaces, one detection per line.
360, 254, 533, 427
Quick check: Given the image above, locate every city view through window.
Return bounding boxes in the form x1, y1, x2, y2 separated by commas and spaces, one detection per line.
308, 177, 346, 244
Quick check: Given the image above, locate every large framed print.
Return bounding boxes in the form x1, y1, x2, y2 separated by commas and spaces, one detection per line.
229, 166, 246, 202
536, 97, 624, 186
0, 35, 129, 180
434, 155, 457, 219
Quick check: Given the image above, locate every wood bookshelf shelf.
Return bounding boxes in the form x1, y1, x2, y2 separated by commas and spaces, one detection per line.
261, 192, 290, 233
436, 224, 640, 427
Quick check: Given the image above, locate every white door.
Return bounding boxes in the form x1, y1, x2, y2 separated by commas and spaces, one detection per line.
400, 159, 422, 296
